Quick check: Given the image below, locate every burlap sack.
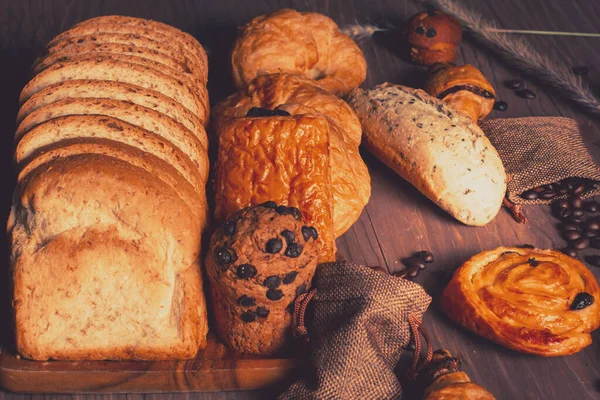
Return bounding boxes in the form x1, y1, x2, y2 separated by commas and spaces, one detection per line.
480, 117, 600, 205
279, 261, 431, 400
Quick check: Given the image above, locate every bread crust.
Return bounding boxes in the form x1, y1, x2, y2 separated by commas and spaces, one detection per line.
347, 83, 506, 226
231, 9, 366, 96
441, 247, 600, 356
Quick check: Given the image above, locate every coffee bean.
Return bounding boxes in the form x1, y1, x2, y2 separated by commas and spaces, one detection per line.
263, 276, 281, 289
415, 250, 435, 263
570, 292, 594, 310
522, 190, 539, 200
571, 66, 590, 76
584, 230, 598, 238
238, 295, 256, 307
568, 215, 584, 224
255, 306, 270, 318
560, 222, 580, 232
281, 229, 295, 245
562, 230, 582, 241
393, 270, 408, 279
266, 288, 284, 301
555, 207, 571, 220
570, 195, 583, 209
554, 199, 569, 209
222, 219, 236, 236
283, 271, 299, 284
584, 201, 599, 213
585, 255, 600, 267
236, 264, 257, 279
406, 265, 420, 278
539, 190, 556, 200
571, 237, 589, 250
493, 101, 508, 111
504, 79, 524, 90
545, 183, 556, 191
265, 238, 283, 253
562, 247, 578, 258
214, 246, 237, 269
532, 186, 545, 193
590, 237, 600, 249
558, 186, 569, 195
571, 183, 586, 195
285, 243, 303, 258
301, 226, 318, 241
241, 310, 257, 322
403, 256, 426, 271
426, 28, 437, 38
584, 219, 600, 231
260, 200, 278, 209
516, 89, 536, 99
572, 209, 584, 217
296, 283, 307, 296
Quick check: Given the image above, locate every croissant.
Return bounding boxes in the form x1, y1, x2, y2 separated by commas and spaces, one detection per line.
231, 9, 367, 96
441, 247, 600, 356
424, 63, 495, 122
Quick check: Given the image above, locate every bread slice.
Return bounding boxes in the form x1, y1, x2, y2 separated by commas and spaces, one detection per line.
46, 32, 206, 85
17, 80, 208, 134
50, 15, 208, 83
16, 97, 208, 181
16, 115, 204, 193
11, 153, 208, 360
19, 57, 205, 122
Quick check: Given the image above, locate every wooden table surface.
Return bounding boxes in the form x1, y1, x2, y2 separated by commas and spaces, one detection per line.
1, 0, 600, 399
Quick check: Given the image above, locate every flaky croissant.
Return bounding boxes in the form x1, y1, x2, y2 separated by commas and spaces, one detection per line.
231, 9, 367, 96
442, 247, 600, 356
424, 63, 495, 122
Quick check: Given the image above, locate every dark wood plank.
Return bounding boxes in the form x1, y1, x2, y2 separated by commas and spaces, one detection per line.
1, 0, 600, 399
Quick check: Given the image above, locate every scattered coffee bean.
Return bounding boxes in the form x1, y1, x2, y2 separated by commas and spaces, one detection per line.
521, 190, 539, 200
532, 186, 545, 193
406, 265, 420, 279
403, 256, 426, 271
214, 246, 237, 269
265, 238, 283, 253
263, 276, 281, 289
283, 271, 299, 284
393, 270, 408, 279
415, 250, 435, 263
554, 199, 569, 210
236, 264, 257, 279
571, 237, 589, 250
570, 292, 594, 310
584, 230, 598, 238
571, 183, 586, 195
238, 295, 256, 307
504, 79, 524, 90
568, 215, 584, 224
571, 66, 590, 76
560, 222, 580, 232
266, 288, 284, 301
493, 101, 508, 111
426, 28, 437, 38
539, 190, 556, 200
562, 247, 578, 258
558, 186, 569, 195
255, 306, 270, 318
241, 310, 257, 322
572, 209, 584, 217
584, 201, 599, 213
570, 195, 583, 209
585, 255, 600, 267
280, 229, 295, 245
285, 243, 303, 258
222, 219, 236, 236
296, 283, 307, 296
555, 208, 571, 220
516, 89, 536, 99
260, 200, 278, 209
301, 226, 318, 241
584, 219, 600, 231
590, 237, 600, 249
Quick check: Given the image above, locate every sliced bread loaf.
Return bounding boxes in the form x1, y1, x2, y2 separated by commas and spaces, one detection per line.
20, 57, 205, 123
16, 97, 208, 181
15, 115, 203, 194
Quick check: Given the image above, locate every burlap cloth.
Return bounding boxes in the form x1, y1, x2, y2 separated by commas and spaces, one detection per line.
279, 261, 431, 400
480, 117, 600, 205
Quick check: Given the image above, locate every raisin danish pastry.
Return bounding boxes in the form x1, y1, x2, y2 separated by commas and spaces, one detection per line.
206, 205, 319, 355
231, 9, 366, 96
441, 247, 600, 356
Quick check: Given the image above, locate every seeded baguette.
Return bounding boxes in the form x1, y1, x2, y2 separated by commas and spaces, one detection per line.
19, 57, 205, 122
16, 115, 204, 194
347, 83, 506, 226
16, 97, 208, 182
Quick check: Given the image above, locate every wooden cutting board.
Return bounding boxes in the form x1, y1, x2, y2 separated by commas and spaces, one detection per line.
0, 334, 296, 393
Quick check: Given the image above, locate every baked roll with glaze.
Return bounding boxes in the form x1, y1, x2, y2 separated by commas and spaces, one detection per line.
213, 73, 370, 237
405, 11, 462, 66
441, 247, 600, 356
424, 63, 496, 122
231, 9, 366, 96
214, 110, 336, 262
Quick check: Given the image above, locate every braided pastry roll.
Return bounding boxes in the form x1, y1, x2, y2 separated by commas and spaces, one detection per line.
441, 247, 600, 356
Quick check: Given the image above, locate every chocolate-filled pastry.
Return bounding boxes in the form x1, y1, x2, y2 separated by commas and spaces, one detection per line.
206, 205, 319, 355
405, 10, 462, 65
441, 247, 600, 356
424, 63, 496, 122
231, 9, 366, 96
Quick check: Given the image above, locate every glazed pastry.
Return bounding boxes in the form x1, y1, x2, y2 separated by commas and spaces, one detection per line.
214, 110, 336, 262
406, 10, 462, 65
424, 63, 496, 122
347, 83, 506, 226
231, 9, 367, 96
213, 73, 370, 237
418, 349, 496, 399
206, 205, 319, 355
441, 247, 600, 356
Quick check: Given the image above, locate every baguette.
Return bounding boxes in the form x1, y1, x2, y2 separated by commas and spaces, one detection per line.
347, 83, 506, 226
